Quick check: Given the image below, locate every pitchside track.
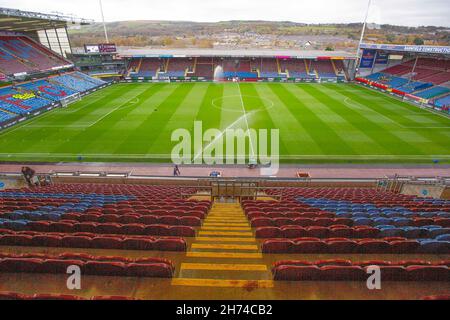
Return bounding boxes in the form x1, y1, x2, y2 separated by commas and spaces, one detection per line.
0, 82, 449, 164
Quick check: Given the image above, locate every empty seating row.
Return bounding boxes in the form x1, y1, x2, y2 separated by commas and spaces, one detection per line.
0, 219, 197, 236
0, 251, 173, 270
255, 225, 450, 239
262, 238, 450, 254
0, 291, 136, 300
0, 256, 173, 278
273, 263, 449, 281
3, 209, 203, 225
52, 73, 101, 92
0, 230, 186, 251
251, 217, 450, 228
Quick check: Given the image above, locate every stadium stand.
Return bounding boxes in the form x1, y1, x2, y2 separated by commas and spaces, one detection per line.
0, 35, 69, 75
193, 57, 215, 78
254, 58, 283, 78
222, 59, 258, 79
0, 87, 51, 114
52, 72, 105, 92
0, 183, 211, 251
135, 58, 162, 78
414, 86, 450, 99
159, 58, 194, 78
279, 59, 310, 78
310, 60, 337, 78
20, 79, 78, 102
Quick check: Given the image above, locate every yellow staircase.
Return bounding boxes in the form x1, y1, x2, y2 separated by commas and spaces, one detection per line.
331, 60, 338, 76
172, 202, 273, 288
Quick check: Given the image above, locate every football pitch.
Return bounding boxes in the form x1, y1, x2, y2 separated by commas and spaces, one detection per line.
0, 82, 449, 164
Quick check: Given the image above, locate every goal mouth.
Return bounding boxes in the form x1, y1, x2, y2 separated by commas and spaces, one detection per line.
60, 92, 81, 107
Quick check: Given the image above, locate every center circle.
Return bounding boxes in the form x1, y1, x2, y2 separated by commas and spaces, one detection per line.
211, 95, 275, 113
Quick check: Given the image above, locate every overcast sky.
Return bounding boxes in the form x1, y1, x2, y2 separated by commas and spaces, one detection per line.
2, 0, 450, 27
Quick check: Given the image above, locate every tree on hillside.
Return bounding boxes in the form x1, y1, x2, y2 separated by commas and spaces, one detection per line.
413, 37, 425, 45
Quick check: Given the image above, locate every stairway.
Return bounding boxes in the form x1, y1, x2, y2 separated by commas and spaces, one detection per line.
172, 202, 273, 288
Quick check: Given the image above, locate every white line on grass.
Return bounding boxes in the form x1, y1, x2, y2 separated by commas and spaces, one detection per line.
237, 83, 256, 160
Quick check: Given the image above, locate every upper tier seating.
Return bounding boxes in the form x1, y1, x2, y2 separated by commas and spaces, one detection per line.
0, 36, 69, 75
52, 73, 104, 92
20, 80, 78, 102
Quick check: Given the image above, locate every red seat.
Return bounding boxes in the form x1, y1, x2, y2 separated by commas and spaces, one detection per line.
41, 259, 85, 273
179, 216, 201, 226
0, 234, 33, 246
320, 266, 366, 281
407, 266, 449, 281
125, 263, 173, 278
262, 240, 292, 253
91, 237, 123, 249
390, 240, 420, 254
31, 235, 62, 247
61, 236, 91, 248
83, 261, 126, 276
251, 218, 273, 227
316, 259, 352, 267
281, 226, 307, 238
0, 291, 25, 300
145, 225, 170, 236
327, 240, 357, 253
274, 265, 321, 281
0, 258, 43, 273
306, 226, 329, 238
120, 224, 145, 235
358, 240, 391, 253
139, 215, 158, 225
122, 238, 154, 250
375, 266, 407, 281
291, 240, 327, 253
169, 226, 195, 237
255, 227, 280, 238
159, 216, 179, 226
96, 223, 121, 234
153, 238, 186, 251
74, 222, 98, 233
32, 293, 81, 300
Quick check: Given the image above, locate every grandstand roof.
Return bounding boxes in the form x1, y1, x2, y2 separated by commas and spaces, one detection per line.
0, 7, 93, 32
119, 48, 356, 60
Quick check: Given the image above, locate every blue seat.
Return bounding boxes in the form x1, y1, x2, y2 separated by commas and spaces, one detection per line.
353, 218, 373, 226
436, 234, 450, 241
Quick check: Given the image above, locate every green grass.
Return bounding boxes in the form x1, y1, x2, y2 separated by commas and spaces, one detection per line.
0, 82, 449, 164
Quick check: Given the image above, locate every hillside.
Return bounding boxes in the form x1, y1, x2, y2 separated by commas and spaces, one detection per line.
68, 20, 450, 50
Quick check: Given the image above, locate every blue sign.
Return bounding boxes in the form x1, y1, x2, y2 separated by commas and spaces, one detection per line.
0, 182, 4, 189
360, 49, 376, 68
375, 52, 389, 65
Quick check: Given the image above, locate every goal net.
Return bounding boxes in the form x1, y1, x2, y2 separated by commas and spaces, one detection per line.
60, 92, 81, 108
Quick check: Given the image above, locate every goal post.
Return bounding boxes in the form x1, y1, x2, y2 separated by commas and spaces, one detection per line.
60, 92, 81, 108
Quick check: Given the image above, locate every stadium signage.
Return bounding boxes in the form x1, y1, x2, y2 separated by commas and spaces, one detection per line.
361, 43, 450, 55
